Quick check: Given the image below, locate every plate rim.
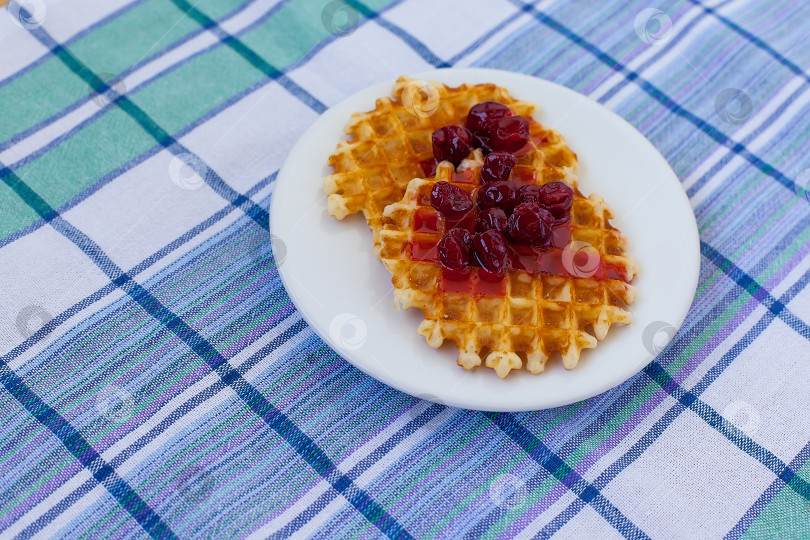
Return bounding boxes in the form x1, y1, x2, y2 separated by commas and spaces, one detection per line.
270, 67, 700, 411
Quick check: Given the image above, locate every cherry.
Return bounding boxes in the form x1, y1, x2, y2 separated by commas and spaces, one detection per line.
432, 125, 473, 167
517, 185, 543, 206
518, 182, 573, 219
507, 203, 554, 246
539, 181, 573, 219
490, 116, 530, 153
466, 101, 513, 135
471, 132, 494, 155
438, 228, 472, 274
475, 207, 508, 234
430, 181, 473, 217
481, 151, 517, 183
476, 181, 518, 212
472, 230, 509, 277
419, 158, 437, 177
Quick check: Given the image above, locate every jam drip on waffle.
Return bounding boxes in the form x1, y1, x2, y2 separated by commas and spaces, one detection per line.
407, 165, 634, 293
380, 158, 638, 378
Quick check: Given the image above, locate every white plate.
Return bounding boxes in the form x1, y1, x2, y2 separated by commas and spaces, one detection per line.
270, 68, 699, 412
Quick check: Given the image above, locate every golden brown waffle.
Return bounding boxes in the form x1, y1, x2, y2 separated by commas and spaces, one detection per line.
378, 162, 639, 378
324, 76, 579, 257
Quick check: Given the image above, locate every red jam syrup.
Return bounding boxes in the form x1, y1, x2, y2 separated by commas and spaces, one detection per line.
409, 238, 439, 262
511, 165, 537, 185
440, 268, 508, 296
420, 158, 437, 177
451, 168, 475, 184
414, 207, 441, 234
407, 103, 630, 296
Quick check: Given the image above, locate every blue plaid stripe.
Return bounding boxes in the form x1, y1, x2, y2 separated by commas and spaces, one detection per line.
687, 83, 808, 199
485, 413, 650, 539
167, 0, 326, 113
543, 253, 810, 534
1, 170, 276, 365
0, 0, 409, 251
510, 0, 807, 200
346, 0, 450, 68
3, 0, 810, 536
0, 0, 147, 91
0, 0, 267, 154
25, 23, 273, 229
643, 360, 810, 492
272, 403, 446, 538
701, 242, 810, 338
730, 440, 810, 539
596, 0, 737, 106
17, 315, 313, 537
2, 1, 292, 175
688, 0, 810, 85
445, 3, 535, 66
0, 351, 177, 538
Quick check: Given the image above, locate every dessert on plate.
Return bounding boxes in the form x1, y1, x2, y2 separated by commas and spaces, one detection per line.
324, 76, 638, 377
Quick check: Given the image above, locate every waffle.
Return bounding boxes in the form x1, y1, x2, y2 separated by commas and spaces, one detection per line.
324, 76, 579, 257
378, 161, 638, 378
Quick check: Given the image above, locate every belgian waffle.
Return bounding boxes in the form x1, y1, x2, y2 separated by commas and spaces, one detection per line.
324, 76, 579, 256
378, 161, 638, 378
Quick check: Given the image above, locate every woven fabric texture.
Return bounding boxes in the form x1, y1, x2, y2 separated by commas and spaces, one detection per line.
1, 0, 809, 537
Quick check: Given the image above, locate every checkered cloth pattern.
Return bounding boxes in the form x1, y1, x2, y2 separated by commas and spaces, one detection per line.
1, 0, 809, 537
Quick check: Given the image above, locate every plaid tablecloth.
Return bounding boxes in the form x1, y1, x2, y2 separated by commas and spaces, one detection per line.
1, 0, 809, 537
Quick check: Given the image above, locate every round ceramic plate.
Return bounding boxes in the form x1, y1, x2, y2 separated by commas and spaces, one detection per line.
270, 68, 699, 412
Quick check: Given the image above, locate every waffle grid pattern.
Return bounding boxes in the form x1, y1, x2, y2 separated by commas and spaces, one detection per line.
323, 76, 577, 256
380, 164, 638, 378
